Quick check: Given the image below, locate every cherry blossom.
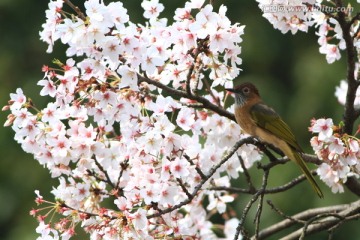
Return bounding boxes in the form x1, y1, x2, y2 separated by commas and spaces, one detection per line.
8, 0, 360, 239
310, 119, 360, 193
256, 0, 351, 64
8, 1, 249, 237
141, 0, 164, 20
309, 118, 333, 141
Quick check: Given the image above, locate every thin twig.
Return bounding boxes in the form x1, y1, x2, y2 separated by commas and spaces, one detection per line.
267, 200, 305, 225
253, 201, 355, 239
61, 202, 118, 220
204, 77, 222, 107
116, 160, 128, 191
234, 170, 270, 240
238, 154, 256, 193
185, 50, 199, 95
63, 0, 86, 21
257, 158, 289, 171
210, 186, 252, 194
300, 213, 344, 240
264, 174, 307, 194
184, 154, 206, 179
254, 170, 269, 239
93, 158, 116, 189
177, 178, 192, 199
349, 12, 360, 27
211, 173, 307, 195
86, 169, 110, 185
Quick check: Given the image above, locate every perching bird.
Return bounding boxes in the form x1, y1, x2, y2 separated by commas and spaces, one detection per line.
226, 82, 323, 198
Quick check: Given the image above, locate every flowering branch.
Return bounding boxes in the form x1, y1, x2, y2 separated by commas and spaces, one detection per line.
334, 0, 360, 134
147, 137, 251, 219
330, 0, 360, 196
137, 73, 236, 121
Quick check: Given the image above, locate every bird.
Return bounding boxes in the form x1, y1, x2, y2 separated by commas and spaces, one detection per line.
226, 82, 323, 198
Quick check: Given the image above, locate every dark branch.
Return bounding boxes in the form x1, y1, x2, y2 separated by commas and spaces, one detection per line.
349, 12, 360, 27
238, 154, 256, 193
185, 48, 199, 95
116, 160, 128, 191
335, 0, 360, 134
344, 176, 360, 196
266, 200, 305, 225
63, 0, 86, 21
137, 74, 236, 121
176, 178, 192, 199
93, 158, 116, 189
211, 172, 309, 195
255, 199, 360, 239
184, 154, 207, 180
254, 171, 269, 239
234, 170, 270, 240
334, 0, 360, 196
210, 186, 252, 194
282, 199, 360, 240
301, 153, 323, 165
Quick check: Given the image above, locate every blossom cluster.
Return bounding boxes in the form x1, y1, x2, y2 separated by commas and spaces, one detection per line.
3, 0, 262, 239
256, 0, 316, 34
309, 118, 360, 193
255, 0, 360, 64
257, 0, 360, 196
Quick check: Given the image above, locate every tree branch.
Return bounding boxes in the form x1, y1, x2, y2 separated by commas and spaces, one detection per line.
137, 74, 236, 121
266, 200, 305, 225
254, 171, 268, 239
335, 0, 360, 134
255, 199, 360, 239
63, 0, 86, 21
176, 178, 192, 199
93, 157, 116, 189
334, 0, 360, 196
344, 176, 360, 196
238, 154, 256, 193
211, 173, 308, 195
234, 170, 270, 240
184, 153, 207, 180
282, 199, 360, 240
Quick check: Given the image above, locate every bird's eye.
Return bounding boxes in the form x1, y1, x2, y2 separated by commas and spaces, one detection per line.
242, 87, 250, 94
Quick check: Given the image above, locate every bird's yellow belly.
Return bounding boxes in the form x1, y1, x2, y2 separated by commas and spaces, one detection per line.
255, 127, 295, 160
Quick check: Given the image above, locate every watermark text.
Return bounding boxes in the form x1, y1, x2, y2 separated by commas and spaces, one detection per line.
260, 4, 354, 14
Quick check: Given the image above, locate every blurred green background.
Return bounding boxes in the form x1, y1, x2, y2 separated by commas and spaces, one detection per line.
0, 0, 359, 239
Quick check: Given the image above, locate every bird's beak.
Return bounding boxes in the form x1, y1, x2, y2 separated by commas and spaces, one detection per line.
225, 88, 235, 93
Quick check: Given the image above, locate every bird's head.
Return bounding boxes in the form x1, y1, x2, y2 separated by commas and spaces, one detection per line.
226, 82, 260, 107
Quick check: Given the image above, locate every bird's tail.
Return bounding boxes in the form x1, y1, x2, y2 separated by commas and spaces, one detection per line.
293, 151, 324, 198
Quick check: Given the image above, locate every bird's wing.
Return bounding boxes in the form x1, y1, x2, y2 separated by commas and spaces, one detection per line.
250, 102, 303, 152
